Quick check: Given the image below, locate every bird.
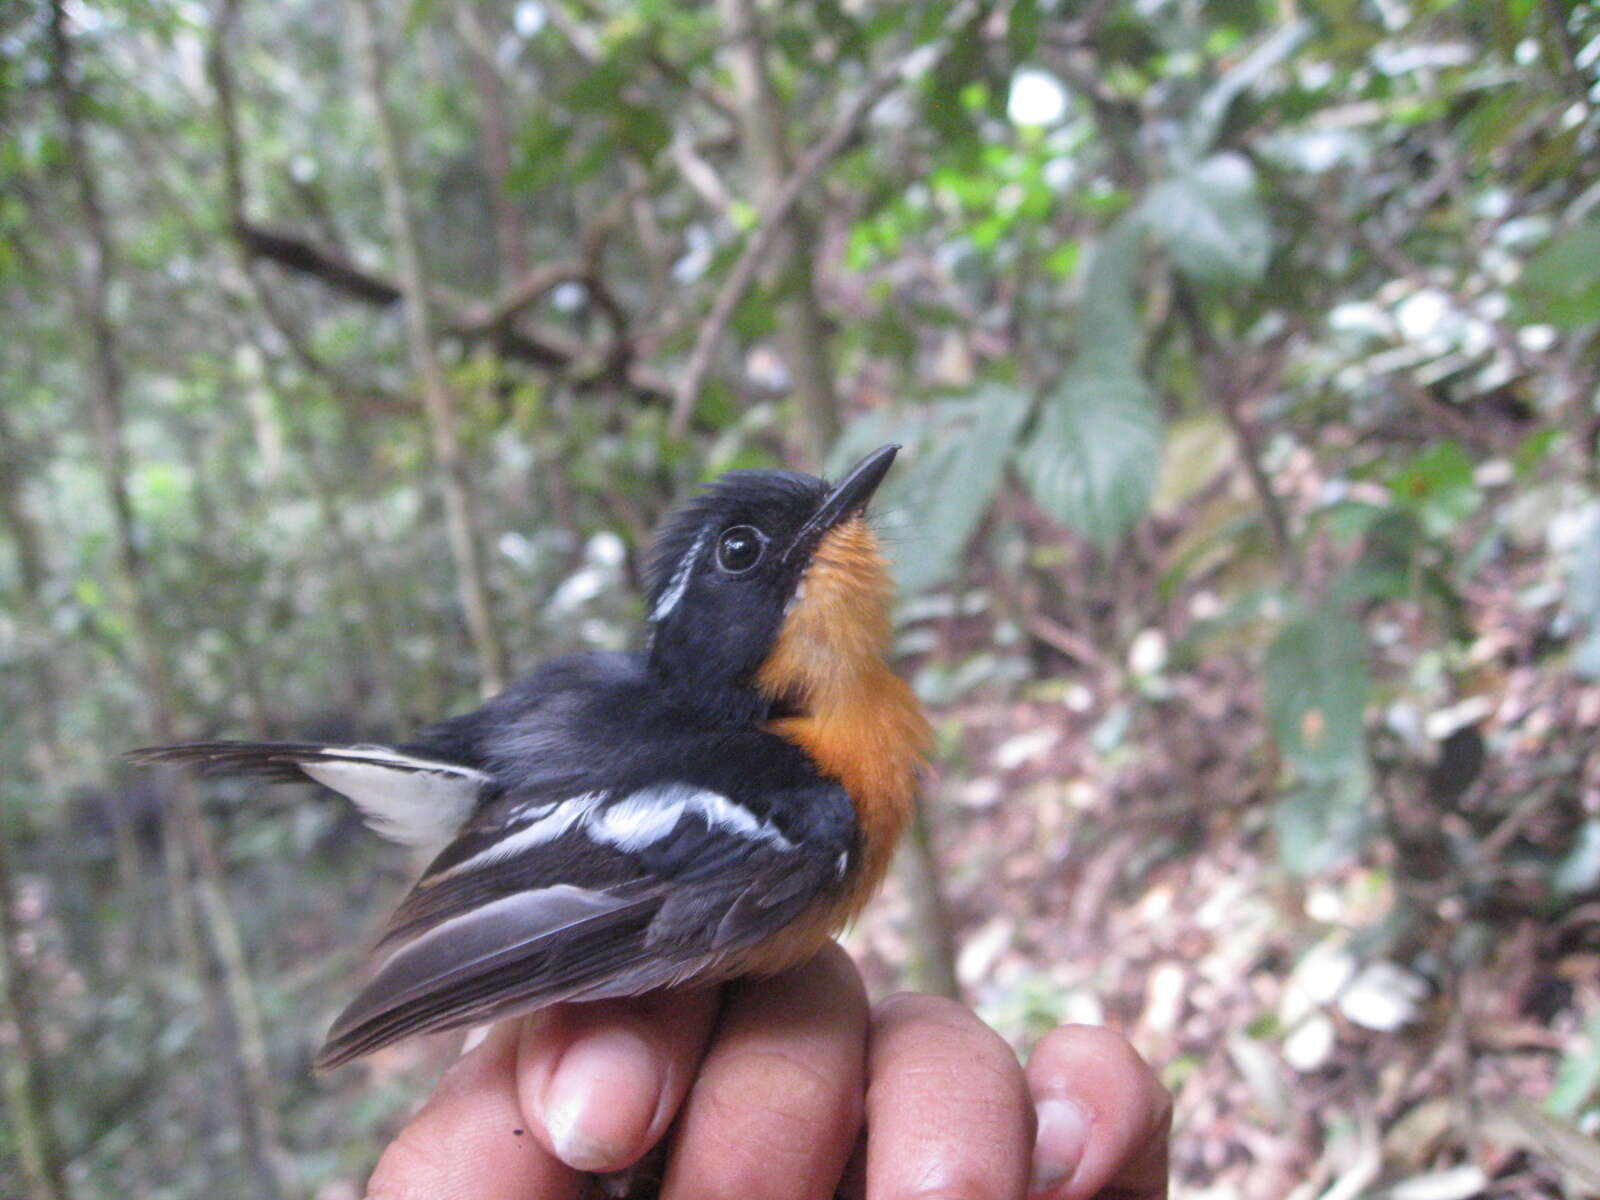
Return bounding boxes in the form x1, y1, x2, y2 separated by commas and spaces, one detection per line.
129, 444, 929, 1071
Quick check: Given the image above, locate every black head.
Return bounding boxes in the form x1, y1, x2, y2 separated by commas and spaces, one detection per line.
645, 445, 898, 718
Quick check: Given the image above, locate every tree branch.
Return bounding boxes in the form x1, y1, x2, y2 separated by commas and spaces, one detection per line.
352, 0, 509, 696
1174, 285, 1301, 589
670, 0, 981, 436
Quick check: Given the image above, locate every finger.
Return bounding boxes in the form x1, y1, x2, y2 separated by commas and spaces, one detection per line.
366, 1022, 583, 1200
865, 993, 1034, 1200
662, 943, 868, 1200
514, 986, 720, 1172
1024, 1025, 1171, 1200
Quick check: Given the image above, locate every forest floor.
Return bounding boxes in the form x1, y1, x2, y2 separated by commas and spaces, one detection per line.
846, 639, 1600, 1198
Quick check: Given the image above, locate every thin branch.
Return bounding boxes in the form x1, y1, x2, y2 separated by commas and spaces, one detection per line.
670, 0, 981, 436
352, 0, 509, 695
234, 219, 676, 400
1174, 286, 1301, 589
460, 260, 590, 331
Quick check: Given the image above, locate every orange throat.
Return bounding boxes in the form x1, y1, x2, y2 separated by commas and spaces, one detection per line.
754, 517, 931, 920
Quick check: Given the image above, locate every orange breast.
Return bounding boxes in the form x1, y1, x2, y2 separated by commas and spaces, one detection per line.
749, 516, 932, 959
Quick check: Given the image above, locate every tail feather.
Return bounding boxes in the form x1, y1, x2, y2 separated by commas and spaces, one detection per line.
126, 741, 486, 848
128, 741, 363, 782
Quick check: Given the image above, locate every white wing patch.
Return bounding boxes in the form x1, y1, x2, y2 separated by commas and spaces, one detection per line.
435, 793, 605, 879
591, 783, 796, 853
299, 746, 490, 849
650, 528, 709, 622
437, 782, 796, 882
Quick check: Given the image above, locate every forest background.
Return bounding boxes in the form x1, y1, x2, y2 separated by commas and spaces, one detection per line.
3, 0, 1600, 1196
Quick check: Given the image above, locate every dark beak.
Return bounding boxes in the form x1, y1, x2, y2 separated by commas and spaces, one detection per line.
789, 444, 899, 557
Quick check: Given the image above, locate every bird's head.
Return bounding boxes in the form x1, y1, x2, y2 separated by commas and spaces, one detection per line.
645, 444, 899, 721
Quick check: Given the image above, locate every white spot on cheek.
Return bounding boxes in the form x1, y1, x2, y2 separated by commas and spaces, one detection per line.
783, 579, 808, 616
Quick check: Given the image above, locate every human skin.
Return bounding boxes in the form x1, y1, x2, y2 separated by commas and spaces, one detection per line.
364, 943, 1171, 1200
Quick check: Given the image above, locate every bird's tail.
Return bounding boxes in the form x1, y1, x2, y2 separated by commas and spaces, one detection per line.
126, 741, 486, 848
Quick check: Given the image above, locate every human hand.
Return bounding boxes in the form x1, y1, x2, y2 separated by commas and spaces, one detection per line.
363, 943, 1170, 1200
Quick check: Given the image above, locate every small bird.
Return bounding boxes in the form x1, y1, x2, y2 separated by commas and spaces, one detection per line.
131, 445, 928, 1070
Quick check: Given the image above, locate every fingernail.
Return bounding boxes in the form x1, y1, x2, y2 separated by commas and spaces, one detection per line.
541, 1028, 661, 1172
459, 1025, 490, 1057
1030, 1097, 1090, 1196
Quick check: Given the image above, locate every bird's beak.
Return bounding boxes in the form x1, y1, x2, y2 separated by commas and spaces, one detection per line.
789, 444, 899, 558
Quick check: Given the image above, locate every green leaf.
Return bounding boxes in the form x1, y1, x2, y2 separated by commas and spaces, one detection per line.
1265, 608, 1370, 782
1274, 766, 1371, 875
1515, 218, 1600, 329
1076, 218, 1143, 364
510, 112, 574, 194
1017, 367, 1161, 548
878, 384, 1031, 594
1330, 509, 1425, 603
1141, 153, 1271, 287
1548, 1011, 1600, 1117
1390, 440, 1481, 537
613, 103, 670, 161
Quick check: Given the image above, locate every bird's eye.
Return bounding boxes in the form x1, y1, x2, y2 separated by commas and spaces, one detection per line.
716, 525, 766, 574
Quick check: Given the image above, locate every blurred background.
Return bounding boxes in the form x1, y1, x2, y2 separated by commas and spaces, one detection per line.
3, 0, 1600, 1195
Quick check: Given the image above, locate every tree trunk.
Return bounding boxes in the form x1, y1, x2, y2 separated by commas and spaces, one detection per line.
352, 0, 510, 697
897, 795, 962, 1000
210, 0, 413, 729
47, 5, 289, 1195
0, 817, 75, 1200
718, 0, 841, 466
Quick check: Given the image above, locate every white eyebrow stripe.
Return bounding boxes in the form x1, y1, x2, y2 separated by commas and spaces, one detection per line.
650, 528, 709, 622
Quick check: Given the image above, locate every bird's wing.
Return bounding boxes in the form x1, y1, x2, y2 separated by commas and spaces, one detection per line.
125, 741, 488, 848
314, 779, 853, 1070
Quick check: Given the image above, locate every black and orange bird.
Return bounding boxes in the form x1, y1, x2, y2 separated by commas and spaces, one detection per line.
130, 445, 929, 1070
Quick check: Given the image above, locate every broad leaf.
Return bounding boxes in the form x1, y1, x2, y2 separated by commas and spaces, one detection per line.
1141, 154, 1271, 287
1390, 440, 1481, 537
1017, 367, 1160, 548
1076, 217, 1143, 366
1514, 219, 1600, 329
878, 384, 1031, 593
1275, 767, 1371, 876
1265, 608, 1370, 782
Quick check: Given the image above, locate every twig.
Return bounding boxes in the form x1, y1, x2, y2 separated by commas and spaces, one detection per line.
1540, 0, 1589, 101
1022, 611, 1111, 672
461, 260, 590, 332
1174, 285, 1302, 588
669, 0, 980, 435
